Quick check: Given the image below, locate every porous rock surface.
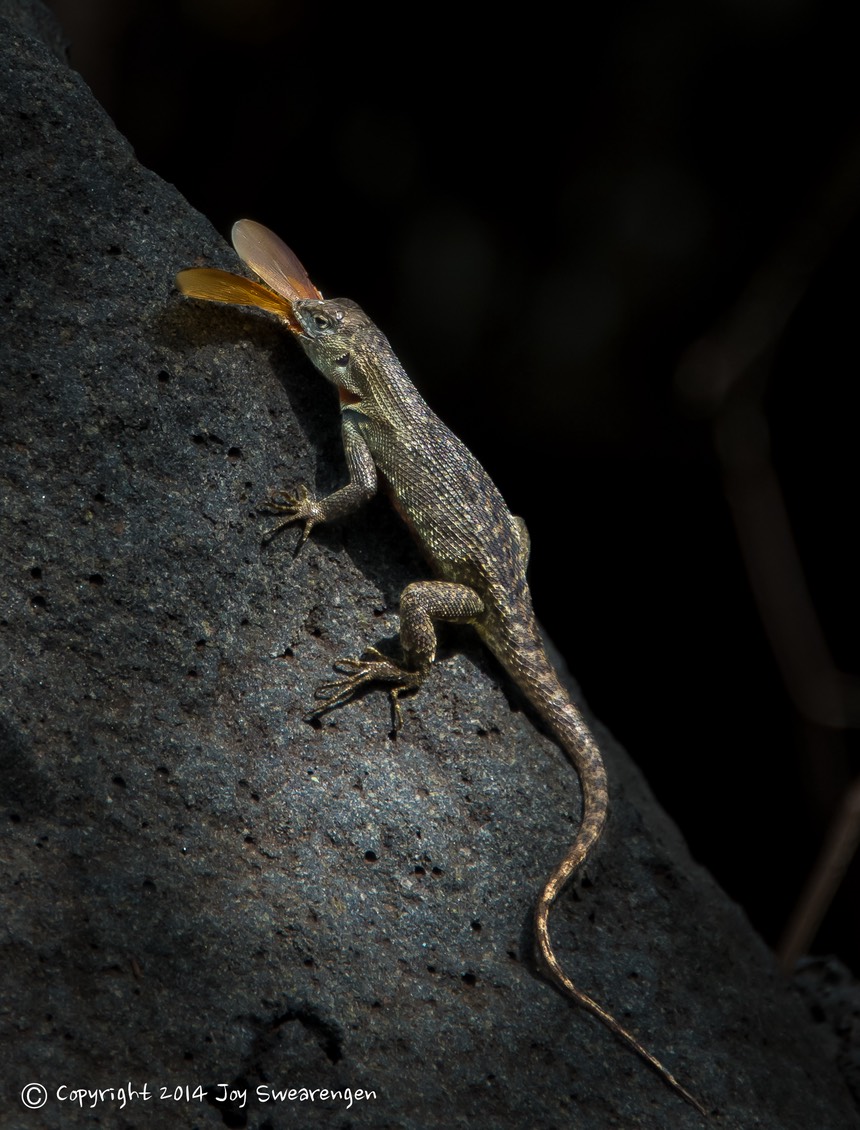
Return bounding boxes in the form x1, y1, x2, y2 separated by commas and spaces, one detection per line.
1, 3, 858, 1128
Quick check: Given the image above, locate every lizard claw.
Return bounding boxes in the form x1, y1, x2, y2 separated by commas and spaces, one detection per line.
260, 483, 322, 546
308, 651, 424, 728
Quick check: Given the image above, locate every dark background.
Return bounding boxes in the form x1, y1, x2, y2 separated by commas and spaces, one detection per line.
48, 0, 860, 971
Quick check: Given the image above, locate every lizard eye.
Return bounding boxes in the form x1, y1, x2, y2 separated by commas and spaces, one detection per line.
313, 312, 332, 331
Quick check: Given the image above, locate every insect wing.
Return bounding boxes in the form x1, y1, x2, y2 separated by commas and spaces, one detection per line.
231, 220, 323, 304
175, 267, 302, 331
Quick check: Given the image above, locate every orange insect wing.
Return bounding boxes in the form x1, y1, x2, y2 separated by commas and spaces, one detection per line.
175, 267, 301, 330
231, 220, 323, 303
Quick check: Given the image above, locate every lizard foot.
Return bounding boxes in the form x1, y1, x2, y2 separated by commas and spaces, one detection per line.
310, 647, 424, 729
260, 483, 323, 547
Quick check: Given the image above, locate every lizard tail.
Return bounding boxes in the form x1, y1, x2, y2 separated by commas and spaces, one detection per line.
535, 894, 708, 1116
491, 622, 707, 1117
534, 703, 707, 1117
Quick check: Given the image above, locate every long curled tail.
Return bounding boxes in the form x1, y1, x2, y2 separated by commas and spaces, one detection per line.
492, 616, 707, 1117
535, 869, 708, 1117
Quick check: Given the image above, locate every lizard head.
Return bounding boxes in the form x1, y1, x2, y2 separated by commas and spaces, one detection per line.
292, 297, 377, 402
176, 222, 396, 409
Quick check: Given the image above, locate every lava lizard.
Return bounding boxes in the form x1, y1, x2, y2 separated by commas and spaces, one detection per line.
176, 221, 706, 1117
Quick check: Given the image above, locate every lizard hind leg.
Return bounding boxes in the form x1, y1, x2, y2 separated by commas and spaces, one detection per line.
398, 581, 485, 670
312, 648, 425, 728
312, 581, 484, 727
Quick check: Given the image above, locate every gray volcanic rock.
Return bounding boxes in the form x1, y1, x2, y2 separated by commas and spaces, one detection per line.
1, 3, 858, 1128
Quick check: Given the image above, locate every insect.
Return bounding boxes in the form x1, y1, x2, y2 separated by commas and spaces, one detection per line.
176, 222, 706, 1116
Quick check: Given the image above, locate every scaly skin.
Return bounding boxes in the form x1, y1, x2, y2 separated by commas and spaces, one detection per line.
177, 229, 706, 1117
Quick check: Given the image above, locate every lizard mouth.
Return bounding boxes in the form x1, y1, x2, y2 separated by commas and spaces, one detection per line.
338, 386, 361, 407
176, 221, 324, 338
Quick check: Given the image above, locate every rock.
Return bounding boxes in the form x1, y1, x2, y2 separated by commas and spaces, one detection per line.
1, 3, 858, 1127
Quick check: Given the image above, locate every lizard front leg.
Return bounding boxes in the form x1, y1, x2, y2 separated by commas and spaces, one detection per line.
314, 581, 484, 726
263, 416, 377, 546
